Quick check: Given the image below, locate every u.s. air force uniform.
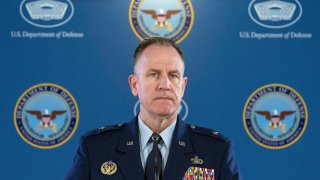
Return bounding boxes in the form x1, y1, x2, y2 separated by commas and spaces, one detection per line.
65, 116, 241, 180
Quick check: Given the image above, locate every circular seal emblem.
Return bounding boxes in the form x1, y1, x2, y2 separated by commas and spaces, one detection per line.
101, 161, 117, 175
134, 99, 189, 121
243, 84, 307, 149
14, 83, 79, 149
129, 0, 194, 43
248, 0, 302, 29
20, 0, 74, 28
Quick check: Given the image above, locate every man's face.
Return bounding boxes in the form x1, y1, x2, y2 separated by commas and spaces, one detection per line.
129, 45, 187, 117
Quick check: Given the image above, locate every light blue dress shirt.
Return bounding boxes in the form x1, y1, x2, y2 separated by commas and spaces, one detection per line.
138, 116, 177, 171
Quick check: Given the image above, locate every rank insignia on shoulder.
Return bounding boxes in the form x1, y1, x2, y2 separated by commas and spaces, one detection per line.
212, 131, 219, 136
97, 123, 123, 132
189, 125, 196, 129
182, 166, 215, 180
101, 161, 117, 175
191, 156, 203, 165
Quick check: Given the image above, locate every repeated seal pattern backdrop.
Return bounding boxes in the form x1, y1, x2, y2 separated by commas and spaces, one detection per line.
0, 0, 319, 179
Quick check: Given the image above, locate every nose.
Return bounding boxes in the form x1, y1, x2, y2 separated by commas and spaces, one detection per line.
158, 75, 170, 91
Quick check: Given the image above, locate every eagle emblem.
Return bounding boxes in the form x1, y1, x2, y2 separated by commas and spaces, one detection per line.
141, 9, 181, 31
27, 109, 66, 132
255, 109, 296, 133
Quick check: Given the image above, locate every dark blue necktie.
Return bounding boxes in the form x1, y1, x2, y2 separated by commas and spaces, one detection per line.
145, 133, 163, 180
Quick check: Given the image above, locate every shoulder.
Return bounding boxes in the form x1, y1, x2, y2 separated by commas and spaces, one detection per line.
187, 124, 231, 144
83, 122, 127, 138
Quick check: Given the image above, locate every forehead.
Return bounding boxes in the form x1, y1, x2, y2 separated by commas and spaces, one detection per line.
137, 45, 184, 72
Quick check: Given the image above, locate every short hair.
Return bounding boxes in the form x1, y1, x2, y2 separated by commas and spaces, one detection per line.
133, 37, 184, 73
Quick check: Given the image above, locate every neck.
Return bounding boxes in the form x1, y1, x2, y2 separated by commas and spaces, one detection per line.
139, 111, 177, 133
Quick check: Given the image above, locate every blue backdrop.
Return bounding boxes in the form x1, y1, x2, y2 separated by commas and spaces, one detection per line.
0, 0, 319, 179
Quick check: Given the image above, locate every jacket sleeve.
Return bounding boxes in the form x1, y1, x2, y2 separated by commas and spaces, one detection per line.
65, 136, 90, 180
219, 141, 242, 180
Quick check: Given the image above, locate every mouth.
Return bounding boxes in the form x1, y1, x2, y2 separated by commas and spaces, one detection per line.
155, 97, 174, 101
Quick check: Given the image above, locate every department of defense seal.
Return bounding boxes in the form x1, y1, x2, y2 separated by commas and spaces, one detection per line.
129, 0, 194, 43
14, 83, 79, 149
20, 0, 74, 28
243, 84, 307, 149
248, 0, 302, 29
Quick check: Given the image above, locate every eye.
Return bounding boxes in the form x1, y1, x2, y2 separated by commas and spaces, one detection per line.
169, 73, 180, 80
148, 72, 159, 78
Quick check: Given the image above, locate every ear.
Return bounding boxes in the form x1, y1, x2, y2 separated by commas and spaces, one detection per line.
128, 74, 138, 96
181, 76, 188, 97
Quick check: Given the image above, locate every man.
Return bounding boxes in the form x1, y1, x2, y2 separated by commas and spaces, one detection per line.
65, 37, 241, 180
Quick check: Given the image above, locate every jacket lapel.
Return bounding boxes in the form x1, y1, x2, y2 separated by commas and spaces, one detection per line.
115, 117, 144, 180
163, 116, 194, 179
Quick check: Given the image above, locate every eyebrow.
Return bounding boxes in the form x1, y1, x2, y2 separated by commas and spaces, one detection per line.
146, 68, 161, 74
146, 69, 182, 75
168, 70, 181, 75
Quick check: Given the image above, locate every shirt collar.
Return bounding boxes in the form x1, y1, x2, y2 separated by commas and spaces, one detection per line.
138, 116, 153, 152
159, 118, 176, 150
138, 115, 177, 151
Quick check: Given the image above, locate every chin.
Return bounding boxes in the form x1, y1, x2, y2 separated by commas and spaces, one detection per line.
153, 106, 178, 117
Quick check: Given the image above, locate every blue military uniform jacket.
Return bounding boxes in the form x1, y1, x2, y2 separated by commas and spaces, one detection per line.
65, 116, 241, 180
